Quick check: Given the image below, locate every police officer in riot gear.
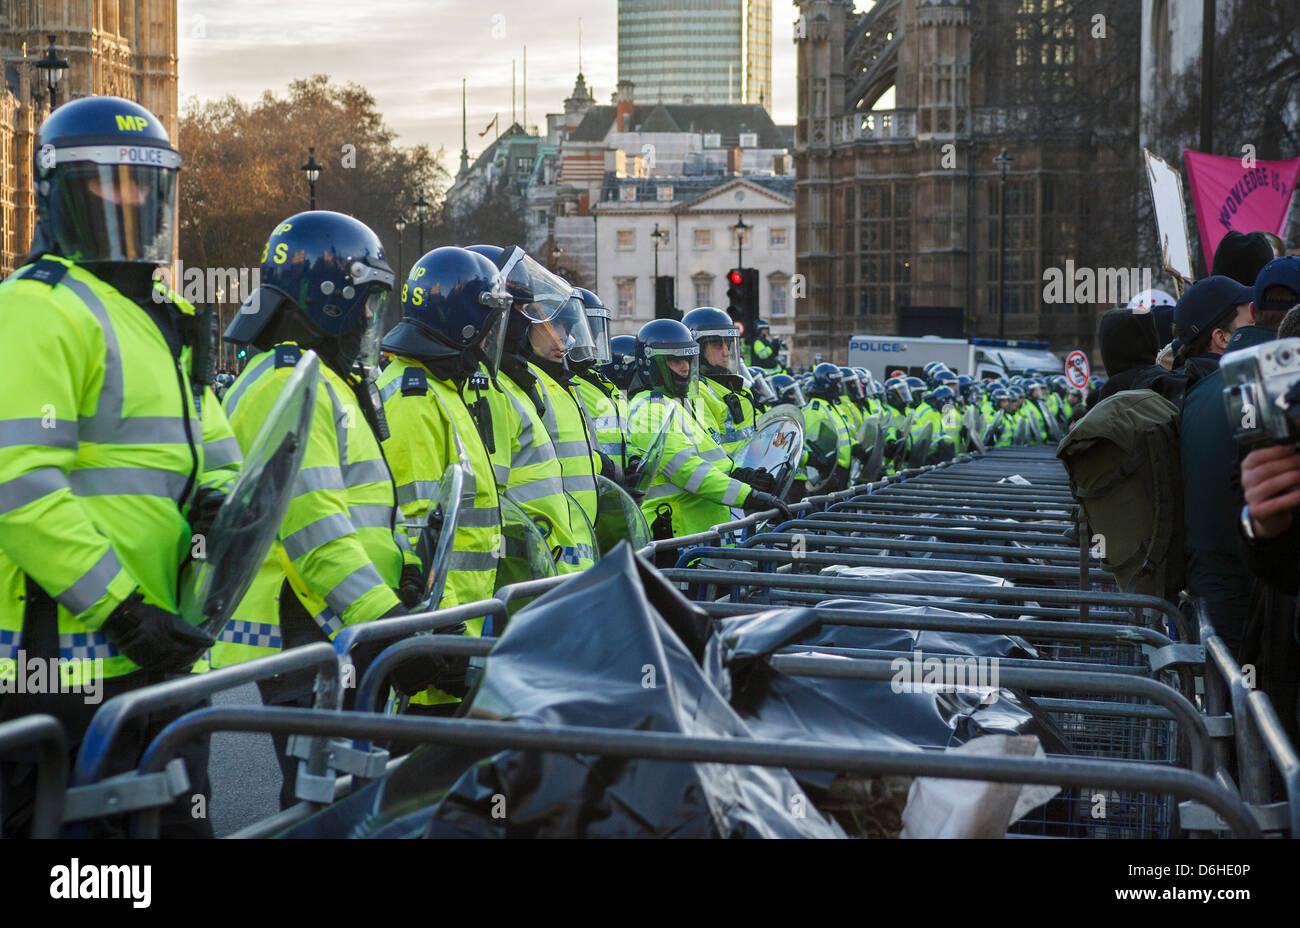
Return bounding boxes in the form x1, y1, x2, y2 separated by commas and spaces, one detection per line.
0, 97, 243, 837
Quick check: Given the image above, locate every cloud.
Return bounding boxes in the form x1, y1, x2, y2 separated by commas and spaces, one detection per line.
178, 0, 800, 160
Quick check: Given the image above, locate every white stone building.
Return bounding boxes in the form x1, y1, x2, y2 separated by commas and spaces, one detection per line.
593, 175, 796, 356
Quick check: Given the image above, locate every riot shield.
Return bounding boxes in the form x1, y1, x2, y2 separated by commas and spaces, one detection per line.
565, 489, 599, 567
625, 397, 680, 493
906, 419, 934, 469
963, 406, 986, 454
180, 351, 319, 636
803, 419, 839, 494
410, 463, 466, 611
849, 414, 884, 484
493, 494, 559, 593
591, 474, 652, 556
1013, 414, 1034, 446
1037, 400, 1062, 441
729, 415, 804, 500
757, 404, 804, 428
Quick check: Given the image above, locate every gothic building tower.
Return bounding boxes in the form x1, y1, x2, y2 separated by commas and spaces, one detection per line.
1, 1, 179, 274
794, 0, 1140, 364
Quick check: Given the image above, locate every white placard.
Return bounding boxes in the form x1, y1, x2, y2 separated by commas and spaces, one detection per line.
1144, 149, 1195, 285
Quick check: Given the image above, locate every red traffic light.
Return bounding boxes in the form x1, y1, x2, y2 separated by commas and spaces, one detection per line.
728, 270, 743, 286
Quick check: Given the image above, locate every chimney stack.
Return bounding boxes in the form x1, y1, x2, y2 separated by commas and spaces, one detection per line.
616, 79, 635, 133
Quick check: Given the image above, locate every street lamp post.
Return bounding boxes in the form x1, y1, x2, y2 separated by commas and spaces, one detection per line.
651, 223, 667, 282
394, 215, 408, 315
301, 147, 323, 210
732, 212, 750, 269
34, 35, 69, 110
413, 195, 430, 254
650, 223, 669, 317
994, 149, 1014, 340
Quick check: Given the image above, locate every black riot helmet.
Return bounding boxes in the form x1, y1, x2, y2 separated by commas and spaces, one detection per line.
33, 96, 180, 267
225, 211, 394, 377
633, 318, 700, 399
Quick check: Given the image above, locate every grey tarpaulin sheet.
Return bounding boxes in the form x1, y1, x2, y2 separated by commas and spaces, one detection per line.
282, 543, 843, 838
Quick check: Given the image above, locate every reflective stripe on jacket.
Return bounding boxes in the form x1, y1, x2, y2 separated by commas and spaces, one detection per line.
212, 345, 401, 667
0, 257, 242, 683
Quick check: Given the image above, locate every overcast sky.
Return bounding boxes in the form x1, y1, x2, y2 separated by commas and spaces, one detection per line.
177, 0, 806, 165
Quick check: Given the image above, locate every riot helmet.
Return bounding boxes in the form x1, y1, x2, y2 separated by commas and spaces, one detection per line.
227, 211, 394, 377
380, 246, 511, 378
633, 318, 700, 399
34, 96, 181, 267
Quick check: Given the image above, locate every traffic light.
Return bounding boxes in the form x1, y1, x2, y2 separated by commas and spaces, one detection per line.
725, 267, 759, 340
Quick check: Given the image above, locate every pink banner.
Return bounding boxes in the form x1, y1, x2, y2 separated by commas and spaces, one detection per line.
1184, 150, 1300, 272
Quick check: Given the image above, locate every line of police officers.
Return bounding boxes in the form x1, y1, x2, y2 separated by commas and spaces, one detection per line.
0, 97, 1084, 836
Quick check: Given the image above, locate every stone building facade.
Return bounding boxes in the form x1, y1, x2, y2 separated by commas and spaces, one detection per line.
1, 1, 178, 275
793, 0, 1140, 364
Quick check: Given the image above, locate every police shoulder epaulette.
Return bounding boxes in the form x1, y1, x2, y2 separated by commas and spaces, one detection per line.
467, 372, 490, 392
17, 258, 69, 287
273, 343, 302, 369
401, 367, 429, 396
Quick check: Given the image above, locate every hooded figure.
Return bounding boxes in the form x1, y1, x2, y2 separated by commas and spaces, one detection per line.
1096, 308, 1191, 406
1097, 308, 1158, 393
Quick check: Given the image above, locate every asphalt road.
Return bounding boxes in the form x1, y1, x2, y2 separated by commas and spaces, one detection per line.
207, 683, 282, 837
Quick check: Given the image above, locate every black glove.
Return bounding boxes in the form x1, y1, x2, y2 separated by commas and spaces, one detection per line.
348, 607, 453, 697
850, 445, 870, 465
397, 563, 426, 609
884, 438, 902, 459
807, 449, 835, 472
101, 591, 213, 673
742, 490, 792, 522
186, 486, 226, 544
731, 466, 776, 494
598, 450, 623, 483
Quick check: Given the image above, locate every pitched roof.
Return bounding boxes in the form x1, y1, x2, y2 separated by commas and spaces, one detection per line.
569, 103, 787, 148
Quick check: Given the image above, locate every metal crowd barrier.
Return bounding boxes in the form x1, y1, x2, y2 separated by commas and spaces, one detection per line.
0, 714, 67, 839
15, 445, 1296, 840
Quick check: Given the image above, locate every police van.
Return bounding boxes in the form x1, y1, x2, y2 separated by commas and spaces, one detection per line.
847, 335, 1065, 380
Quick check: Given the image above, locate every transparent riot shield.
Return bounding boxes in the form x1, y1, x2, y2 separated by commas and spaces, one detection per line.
625, 397, 680, 493
180, 351, 319, 636
409, 463, 466, 611
963, 406, 986, 453
803, 419, 840, 494
563, 490, 600, 568
1037, 399, 1062, 441
493, 494, 559, 593
757, 404, 805, 429
591, 474, 652, 556
1013, 413, 1035, 446
730, 415, 804, 499
906, 419, 934, 469
850, 414, 884, 484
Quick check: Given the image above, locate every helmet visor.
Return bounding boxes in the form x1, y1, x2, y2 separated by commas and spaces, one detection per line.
495, 247, 568, 322
695, 325, 745, 378
585, 304, 613, 364
51, 161, 178, 264
479, 306, 508, 380
529, 295, 597, 367
649, 342, 700, 400
354, 289, 386, 372
782, 382, 807, 407
750, 372, 778, 404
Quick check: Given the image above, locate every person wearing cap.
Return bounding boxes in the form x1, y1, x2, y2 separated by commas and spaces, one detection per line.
1211, 230, 1275, 287
1183, 260, 1299, 654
